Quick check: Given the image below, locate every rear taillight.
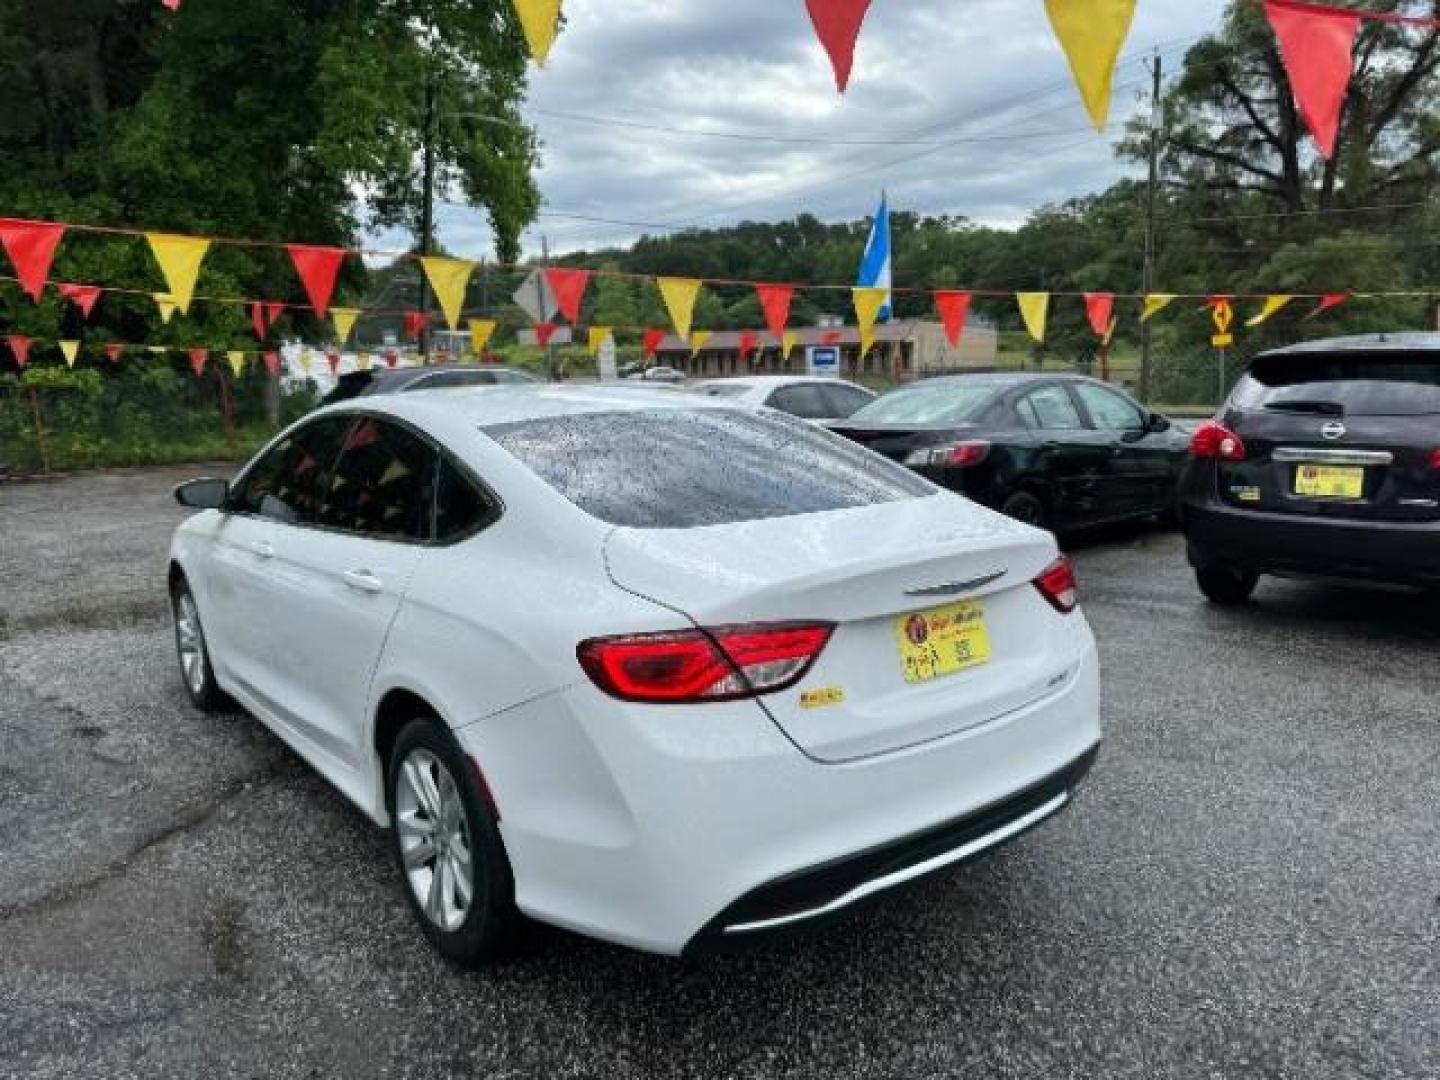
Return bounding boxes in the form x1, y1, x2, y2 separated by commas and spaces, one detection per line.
905, 440, 992, 468
1033, 556, 1079, 614
577, 622, 834, 704
1189, 420, 1246, 461
1430, 449, 1440, 470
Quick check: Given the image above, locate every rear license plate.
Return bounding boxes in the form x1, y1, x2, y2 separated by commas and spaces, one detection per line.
1294, 465, 1364, 499
896, 600, 991, 684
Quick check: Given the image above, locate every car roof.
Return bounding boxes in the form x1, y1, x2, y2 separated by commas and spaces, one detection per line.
1257, 332, 1440, 358
899, 372, 1072, 389
698, 375, 866, 388
324, 384, 736, 428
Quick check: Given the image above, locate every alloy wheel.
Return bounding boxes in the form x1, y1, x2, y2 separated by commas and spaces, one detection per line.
395, 748, 475, 933
175, 592, 208, 695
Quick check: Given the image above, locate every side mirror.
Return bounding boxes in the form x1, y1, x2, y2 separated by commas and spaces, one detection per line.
174, 478, 230, 510
1146, 413, 1172, 434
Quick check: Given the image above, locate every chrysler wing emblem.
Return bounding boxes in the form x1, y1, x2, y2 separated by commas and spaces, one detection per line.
1321, 421, 1347, 441
904, 570, 1007, 598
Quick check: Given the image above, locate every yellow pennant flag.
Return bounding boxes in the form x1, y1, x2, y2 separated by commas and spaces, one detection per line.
146, 346, 167, 356
853, 286, 889, 357
782, 330, 798, 359
154, 293, 178, 325
468, 319, 498, 355
587, 326, 612, 357
1246, 295, 1295, 327
331, 307, 360, 343
420, 257, 475, 332
357, 353, 373, 372
657, 277, 702, 341
1140, 294, 1176, 322
59, 340, 80, 367
145, 233, 211, 314
226, 351, 246, 378
1045, 0, 1137, 131
690, 330, 712, 356
511, 0, 562, 64
1016, 293, 1050, 343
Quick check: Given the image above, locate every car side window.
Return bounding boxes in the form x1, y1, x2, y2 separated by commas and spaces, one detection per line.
230, 417, 350, 525
405, 370, 497, 391
767, 384, 832, 419
821, 384, 874, 418
1074, 383, 1145, 433
435, 457, 494, 542
319, 418, 438, 542
1016, 385, 1084, 430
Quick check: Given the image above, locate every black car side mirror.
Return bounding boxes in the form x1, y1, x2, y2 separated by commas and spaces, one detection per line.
1146, 413, 1172, 434
174, 477, 230, 510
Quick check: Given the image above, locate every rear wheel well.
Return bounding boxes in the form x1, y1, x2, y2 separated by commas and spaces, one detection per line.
374, 689, 440, 780
168, 561, 187, 594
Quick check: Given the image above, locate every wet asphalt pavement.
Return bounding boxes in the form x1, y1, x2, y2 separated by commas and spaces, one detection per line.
1, 466, 1437, 1079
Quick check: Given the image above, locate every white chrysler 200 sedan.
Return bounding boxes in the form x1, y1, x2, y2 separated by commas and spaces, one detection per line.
168, 386, 1101, 964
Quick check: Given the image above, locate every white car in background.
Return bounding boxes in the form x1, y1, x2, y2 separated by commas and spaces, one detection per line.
167, 386, 1100, 963
693, 375, 877, 422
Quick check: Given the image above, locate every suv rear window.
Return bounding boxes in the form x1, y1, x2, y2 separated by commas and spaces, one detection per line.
1233, 353, 1440, 416
484, 408, 933, 528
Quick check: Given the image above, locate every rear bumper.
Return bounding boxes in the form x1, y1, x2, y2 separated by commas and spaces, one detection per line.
1182, 498, 1440, 585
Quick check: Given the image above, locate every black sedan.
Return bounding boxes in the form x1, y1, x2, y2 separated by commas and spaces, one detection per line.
829, 373, 1188, 533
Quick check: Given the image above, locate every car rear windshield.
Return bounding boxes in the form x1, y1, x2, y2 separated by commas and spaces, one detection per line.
847, 381, 998, 425
1232, 353, 1440, 416
694, 383, 750, 398
483, 408, 934, 528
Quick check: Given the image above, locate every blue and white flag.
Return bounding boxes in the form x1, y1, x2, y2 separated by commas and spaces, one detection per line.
857, 193, 892, 322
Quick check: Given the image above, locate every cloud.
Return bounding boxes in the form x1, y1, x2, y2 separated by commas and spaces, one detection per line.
422, 0, 1229, 259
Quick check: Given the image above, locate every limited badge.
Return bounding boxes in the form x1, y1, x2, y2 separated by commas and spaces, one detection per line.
800, 686, 846, 710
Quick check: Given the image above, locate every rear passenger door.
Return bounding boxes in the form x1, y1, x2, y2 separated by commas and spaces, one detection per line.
1012, 383, 1112, 530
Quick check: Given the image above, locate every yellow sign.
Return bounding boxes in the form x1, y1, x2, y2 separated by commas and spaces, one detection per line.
896, 600, 992, 685
1211, 299, 1235, 349
799, 686, 846, 710
1295, 465, 1364, 499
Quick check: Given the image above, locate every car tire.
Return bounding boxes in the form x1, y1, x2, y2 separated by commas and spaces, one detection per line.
387, 718, 517, 967
171, 577, 227, 712
1000, 490, 1048, 529
1195, 564, 1259, 605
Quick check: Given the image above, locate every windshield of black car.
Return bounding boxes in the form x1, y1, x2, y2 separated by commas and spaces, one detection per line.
1232, 353, 1440, 416
483, 408, 933, 528
847, 382, 998, 425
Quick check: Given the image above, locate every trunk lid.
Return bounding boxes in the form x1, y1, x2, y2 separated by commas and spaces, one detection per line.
828, 422, 968, 464
603, 493, 1085, 762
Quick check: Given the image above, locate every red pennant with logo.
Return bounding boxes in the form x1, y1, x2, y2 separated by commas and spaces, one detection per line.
643, 328, 666, 360
543, 268, 590, 324
286, 245, 347, 320
1084, 293, 1115, 338
1263, 0, 1360, 159
403, 311, 430, 340
756, 284, 795, 340
105, 343, 124, 364
58, 283, 102, 319
263, 350, 280, 376
188, 348, 208, 377
534, 322, 559, 348
0, 219, 65, 302
6, 335, 32, 369
934, 291, 971, 348
805, 0, 874, 93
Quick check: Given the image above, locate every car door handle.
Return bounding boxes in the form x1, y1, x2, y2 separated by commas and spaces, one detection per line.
251, 541, 275, 560
343, 569, 384, 594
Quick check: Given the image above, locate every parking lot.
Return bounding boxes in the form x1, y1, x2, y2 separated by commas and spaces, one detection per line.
1, 464, 1437, 1079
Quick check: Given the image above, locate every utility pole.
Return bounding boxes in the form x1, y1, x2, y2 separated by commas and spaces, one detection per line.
1141, 49, 1163, 405
417, 71, 437, 363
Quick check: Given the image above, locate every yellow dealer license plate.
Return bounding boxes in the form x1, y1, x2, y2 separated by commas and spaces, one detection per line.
896, 600, 992, 685
1294, 465, 1364, 499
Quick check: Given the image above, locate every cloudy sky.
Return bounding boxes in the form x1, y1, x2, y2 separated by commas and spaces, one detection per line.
426, 0, 1231, 259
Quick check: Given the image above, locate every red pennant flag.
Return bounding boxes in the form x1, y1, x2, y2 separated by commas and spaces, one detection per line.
6, 335, 32, 369
1263, 0, 1360, 159
738, 331, 757, 359
1084, 292, 1115, 338
643, 328, 666, 360
264, 302, 286, 328
250, 302, 268, 341
821, 330, 843, 346
385, 349, 399, 369
326, 351, 341, 375
58, 283, 102, 319
188, 348, 208, 377
162, 0, 181, 9
263, 350, 280, 376
0, 219, 65, 302
286, 245, 347, 320
934, 291, 972, 349
534, 322, 559, 348
756, 284, 795, 340
805, 0, 875, 93
105, 343, 124, 364
543, 268, 591, 324
403, 311, 430, 340
1307, 292, 1349, 319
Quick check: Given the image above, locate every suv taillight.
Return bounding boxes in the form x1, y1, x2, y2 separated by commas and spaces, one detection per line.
1033, 556, 1079, 614
577, 623, 835, 704
1190, 420, 1246, 461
